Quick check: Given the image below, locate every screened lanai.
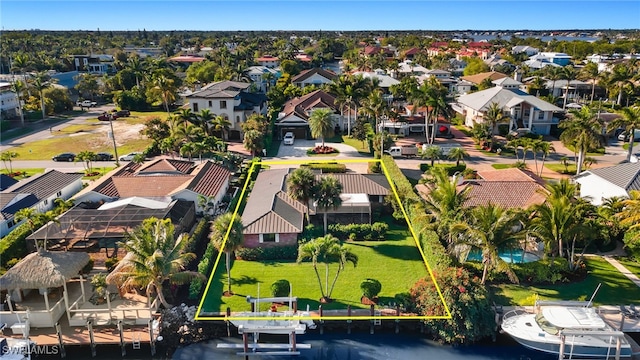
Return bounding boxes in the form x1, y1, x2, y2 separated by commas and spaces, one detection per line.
26, 197, 196, 253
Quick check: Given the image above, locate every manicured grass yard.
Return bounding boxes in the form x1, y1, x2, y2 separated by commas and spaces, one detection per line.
200, 222, 430, 313
545, 163, 577, 175
617, 258, 640, 278
490, 256, 640, 306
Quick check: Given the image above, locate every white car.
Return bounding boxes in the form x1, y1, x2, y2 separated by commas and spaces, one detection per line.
631, 153, 639, 163
283, 132, 295, 145
119, 152, 144, 161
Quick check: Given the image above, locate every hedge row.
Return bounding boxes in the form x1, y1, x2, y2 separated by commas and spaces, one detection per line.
464, 257, 571, 285
0, 222, 38, 268
419, 163, 467, 175
235, 245, 298, 261
185, 217, 210, 255
188, 241, 219, 300
300, 162, 347, 173
328, 222, 389, 241
381, 155, 451, 272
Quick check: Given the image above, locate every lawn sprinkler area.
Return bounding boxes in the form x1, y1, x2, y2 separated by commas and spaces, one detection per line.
196, 158, 451, 321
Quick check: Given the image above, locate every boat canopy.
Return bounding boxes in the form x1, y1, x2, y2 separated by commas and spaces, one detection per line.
541, 306, 606, 329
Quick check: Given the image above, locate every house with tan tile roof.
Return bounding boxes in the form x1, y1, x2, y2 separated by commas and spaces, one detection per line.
460, 71, 508, 86
242, 168, 390, 248
73, 158, 230, 215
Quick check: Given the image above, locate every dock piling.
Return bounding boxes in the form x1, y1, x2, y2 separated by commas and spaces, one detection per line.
369, 305, 375, 334
118, 320, 126, 357
347, 306, 352, 334
318, 305, 324, 335
87, 319, 96, 357
395, 305, 400, 334
55, 322, 66, 359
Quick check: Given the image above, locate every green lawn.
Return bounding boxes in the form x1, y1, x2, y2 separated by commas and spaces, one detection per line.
491, 163, 517, 169
545, 163, 577, 175
2, 168, 45, 178
200, 222, 430, 313
617, 258, 640, 277
325, 134, 370, 154
490, 257, 640, 306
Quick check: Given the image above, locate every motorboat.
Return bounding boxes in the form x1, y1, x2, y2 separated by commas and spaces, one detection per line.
501, 300, 632, 358
228, 311, 316, 335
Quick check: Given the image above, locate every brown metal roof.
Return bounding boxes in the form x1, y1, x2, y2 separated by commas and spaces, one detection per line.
460, 181, 547, 209
291, 68, 337, 83
185, 161, 230, 196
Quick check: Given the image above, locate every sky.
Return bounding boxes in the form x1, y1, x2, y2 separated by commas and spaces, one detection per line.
1, 1, 639, 31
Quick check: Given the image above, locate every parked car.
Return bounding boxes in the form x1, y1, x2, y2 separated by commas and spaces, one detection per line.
98, 112, 116, 121
115, 109, 131, 117
52, 152, 76, 162
119, 152, 144, 161
94, 152, 114, 161
283, 132, 295, 145
76, 100, 97, 108
617, 129, 640, 142
631, 153, 639, 163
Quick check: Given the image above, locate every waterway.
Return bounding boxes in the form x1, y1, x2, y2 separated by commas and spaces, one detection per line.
469, 35, 600, 42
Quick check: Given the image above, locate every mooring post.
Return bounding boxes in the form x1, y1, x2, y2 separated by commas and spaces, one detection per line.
226, 307, 231, 337
118, 320, 126, 357
318, 305, 324, 335
395, 304, 400, 334
347, 305, 352, 334
369, 304, 375, 335
87, 319, 96, 357
148, 319, 156, 356
55, 322, 66, 358
420, 320, 425, 334
558, 334, 565, 360
290, 331, 297, 352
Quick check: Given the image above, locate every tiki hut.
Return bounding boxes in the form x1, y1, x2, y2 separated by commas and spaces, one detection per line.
0, 251, 89, 292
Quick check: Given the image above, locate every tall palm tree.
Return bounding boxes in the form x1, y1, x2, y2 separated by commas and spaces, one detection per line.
535, 140, 555, 177
31, 71, 51, 120
149, 74, 178, 115
313, 176, 343, 234
423, 167, 470, 243
210, 115, 231, 141
609, 63, 634, 106
609, 106, 640, 162
286, 168, 316, 220
616, 190, 640, 231
10, 80, 26, 127
117, 218, 202, 308
126, 56, 145, 88
559, 107, 603, 175
484, 102, 508, 136
196, 109, 215, 136
578, 62, 600, 103
176, 108, 196, 128
209, 212, 244, 296
545, 66, 563, 99
296, 235, 357, 301
561, 65, 577, 110
450, 204, 522, 284
308, 108, 335, 148
448, 147, 469, 167
422, 145, 442, 166
1, 151, 18, 174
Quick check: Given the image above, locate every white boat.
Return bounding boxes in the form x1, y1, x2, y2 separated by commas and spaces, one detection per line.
229, 311, 316, 335
0, 337, 33, 360
501, 301, 632, 358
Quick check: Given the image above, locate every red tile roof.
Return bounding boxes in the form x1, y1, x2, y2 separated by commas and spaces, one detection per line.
257, 55, 279, 62
459, 180, 547, 209
169, 55, 205, 63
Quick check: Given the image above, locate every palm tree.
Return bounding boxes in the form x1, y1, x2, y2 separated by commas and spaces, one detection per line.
609, 63, 634, 106
484, 102, 509, 137
535, 140, 555, 177
286, 168, 316, 220
209, 212, 244, 296
196, 109, 215, 136
10, 80, 26, 127
308, 108, 335, 148
423, 167, 470, 243
616, 190, 640, 231
296, 235, 358, 302
126, 56, 145, 87
448, 147, 469, 167
31, 71, 51, 120
75, 150, 96, 174
578, 62, 600, 103
360, 89, 387, 141
176, 108, 196, 128
422, 145, 442, 166
450, 204, 522, 284
180, 142, 196, 161
609, 106, 640, 162
545, 66, 563, 99
559, 107, 603, 175
210, 115, 232, 141
313, 176, 343, 234
148, 74, 178, 115
118, 218, 202, 308
561, 65, 577, 110
1, 151, 18, 174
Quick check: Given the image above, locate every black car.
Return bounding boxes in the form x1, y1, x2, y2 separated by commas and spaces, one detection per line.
115, 109, 131, 117
94, 152, 114, 161
52, 153, 76, 162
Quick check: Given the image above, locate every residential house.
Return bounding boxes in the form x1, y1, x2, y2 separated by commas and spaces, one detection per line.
123, 46, 165, 58
574, 162, 640, 206
362, 46, 395, 59
512, 45, 539, 56
460, 168, 547, 209
291, 68, 337, 88
492, 77, 523, 90
276, 90, 341, 139
244, 66, 280, 92
453, 84, 562, 135
184, 80, 267, 139
525, 52, 572, 70
241, 168, 390, 248
256, 55, 280, 69
545, 79, 592, 100
70, 54, 114, 74
0, 174, 18, 191
169, 55, 206, 64
0, 170, 83, 238
73, 158, 230, 215
403, 47, 421, 60
0, 82, 20, 120
352, 69, 400, 96
460, 71, 508, 86
395, 60, 429, 77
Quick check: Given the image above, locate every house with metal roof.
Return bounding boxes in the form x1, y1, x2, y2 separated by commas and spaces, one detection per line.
183, 80, 268, 140
242, 168, 390, 248
275, 90, 342, 140
0, 170, 83, 238
73, 158, 230, 215
574, 162, 640, 205
453, 84, 562, 135
291, 68, 337, 88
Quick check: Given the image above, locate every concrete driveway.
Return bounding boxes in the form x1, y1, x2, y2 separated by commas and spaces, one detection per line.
275, 139, 365, 159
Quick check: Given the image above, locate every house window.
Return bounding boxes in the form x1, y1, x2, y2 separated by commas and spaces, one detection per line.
7, 220, 14, 228
236, 116, 240, 123
260, 234, 279, 243
220, 100, 227, 109
44, 199, 48, 206
193, 103, 199, 112
208, 100, 212, 107
56, 191, 62, 197
538, 112, 544, 120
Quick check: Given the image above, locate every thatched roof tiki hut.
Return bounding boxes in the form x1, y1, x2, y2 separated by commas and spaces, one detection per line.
0, 250, 90, 328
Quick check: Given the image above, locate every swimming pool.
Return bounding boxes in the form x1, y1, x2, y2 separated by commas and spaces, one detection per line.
466, 249, 540, 264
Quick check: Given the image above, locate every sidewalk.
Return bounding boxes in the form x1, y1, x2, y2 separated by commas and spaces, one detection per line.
601, 256, 640, 288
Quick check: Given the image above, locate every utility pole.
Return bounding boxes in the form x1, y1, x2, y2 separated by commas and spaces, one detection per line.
108, 115, 120, 166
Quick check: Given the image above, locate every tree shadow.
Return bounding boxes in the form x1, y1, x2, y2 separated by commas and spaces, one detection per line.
231, 275, 259, 286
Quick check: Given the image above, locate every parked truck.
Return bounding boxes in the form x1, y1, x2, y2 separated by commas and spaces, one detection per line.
384, 145, 418, 158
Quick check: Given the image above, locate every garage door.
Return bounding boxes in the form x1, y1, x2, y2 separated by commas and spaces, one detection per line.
281, 127, 307, 140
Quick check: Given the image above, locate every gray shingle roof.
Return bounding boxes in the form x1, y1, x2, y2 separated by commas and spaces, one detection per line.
580, 162, 640, 191
457, 87, 561, 112
2, 170, 83, 201
0, 174, 18, 191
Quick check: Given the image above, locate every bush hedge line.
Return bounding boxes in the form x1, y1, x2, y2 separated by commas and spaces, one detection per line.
0, 222, 41, 269
300, 162, 347, 173
235, 245, 298, 261
464, 257, 572, 284
419, 163, 467, 174
328, 222, 389, 241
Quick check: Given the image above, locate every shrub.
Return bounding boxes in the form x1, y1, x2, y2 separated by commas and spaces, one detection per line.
327, 222, 388, 241
360, 278, 382, 299
271, 279, 291, 297
105, 257, 119, 272
420, 163, 467, 175
307, 146, 338, 155
300, 162, 346, 173
235, 245, 298, 261
6, 258, 20, 269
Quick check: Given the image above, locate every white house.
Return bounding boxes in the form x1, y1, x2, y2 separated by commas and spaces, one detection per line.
574, 162, 640, 206
291, 68, 337, 88
352, 69, 400, 91
526, 52, 572, 68
184, 80, 267, 138
256, 55, 280, 69
0, 170, 83, 238
453, 85, 562, 135
512, 45, 539, 56
244, 66, 280, 92
0, 82, 20, 120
